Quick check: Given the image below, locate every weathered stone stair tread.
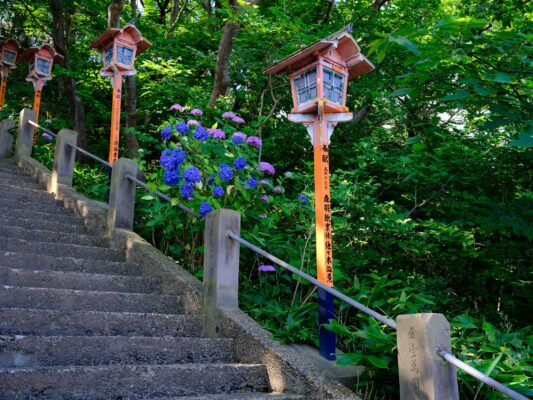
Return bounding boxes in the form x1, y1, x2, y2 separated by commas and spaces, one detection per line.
0, 266, 158, 293
1, 238, 124, 261
1, 208, 80, 225
0, 201, 75, 217
0, 363, 270, 398
0, 197, 74, 215
0, 308, 203, 337
0, 251, 137, 275
0, 286, 183, 313
0, 170, 36, 183
0, 165, 32, 176
0, 335, 235, 367
162, 394, 304, 399
0, 183, 56, 198
0, 225, 107, 247
0, 191, 63, 207
0, 216, 90, 234
0, 179, 42, 190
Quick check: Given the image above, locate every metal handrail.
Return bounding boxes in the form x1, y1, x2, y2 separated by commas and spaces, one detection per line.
28, 120, 57, 138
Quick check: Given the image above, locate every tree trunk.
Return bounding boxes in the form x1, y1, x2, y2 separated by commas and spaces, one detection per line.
166, 0, 188, 39
49, 0, 88, 150
124, 0, 140, 158
108, 0, 124, 27
209, 21, 239, 108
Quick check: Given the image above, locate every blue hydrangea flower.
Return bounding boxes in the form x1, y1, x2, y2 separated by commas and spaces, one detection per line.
298, 194, 309, 206
199, 202, 213, 216
164, 170, 180, 186
213, 186, 225, 197
183, 166, 201, 183
180, 183, 194, 198
246, 177, 257, 188
171, 148, 186, 165
176, 122, 189, 134
160, 150, 175, 170
219, 164, 234, 182
207, 173, 217, 185
161, 125, 172, 140
233, 157, 247, 171
193, 126, 209, 141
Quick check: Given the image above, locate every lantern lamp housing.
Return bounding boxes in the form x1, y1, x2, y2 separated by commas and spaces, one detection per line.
265, 25, 375, 114
23, 44, 62, 81
0, 39, 21, 68
89, 25, 151, 77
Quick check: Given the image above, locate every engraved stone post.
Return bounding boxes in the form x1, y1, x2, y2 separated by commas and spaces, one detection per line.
0, 119, 16, 159
202, 208, 241, 338
107, 158, 138, 234
15, 108, 35, 160
397, 313, 459, 400
50, 129, 78, 194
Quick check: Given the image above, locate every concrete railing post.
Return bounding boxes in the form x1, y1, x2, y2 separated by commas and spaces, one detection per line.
397, 313, 459, 400
202, 208, 241, 337
107, 158, 138, 234
0, 119, 16, 159
15, 108, 36, 160
50, 129, 78, 194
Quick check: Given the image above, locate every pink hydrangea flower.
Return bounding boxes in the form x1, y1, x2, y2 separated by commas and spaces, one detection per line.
259, 162, 275, 175
222, 111, 236, 119
246, 136, 262, 147
208, 128, 226, 139
190, 108, 203, 116
170, 104, 184, 111
259, 179, 270, 186
272, 185, 285, 194
231, 116, 245, 124
187, 119, 200, 126
258, 264, 276, 272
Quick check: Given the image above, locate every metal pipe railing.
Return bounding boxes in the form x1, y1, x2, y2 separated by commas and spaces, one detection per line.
28, 120, 57, 138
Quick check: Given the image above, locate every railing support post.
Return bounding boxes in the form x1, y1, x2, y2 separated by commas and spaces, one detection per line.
50, 129, 78, 194
107, 157, 138, 234
397, 313, 459, 400
202, 208, 241, 338
0, 119, 15, 159
15, 108, 35, 160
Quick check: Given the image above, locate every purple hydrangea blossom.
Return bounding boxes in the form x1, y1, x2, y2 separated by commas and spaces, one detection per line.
231, 116, 245, 124
170, 104, 183, 111
42, 133, 54, 142
246, 136, 262, 147
232, 132, 247, 144
272, 185, 285, 194
222, 111, 236, 119
298, 194, 309, 206
246, 177, 257, 188
199, 202, 213, 216
219, 164, 234, 182
193, 126, 209, 141
213, 186, 225, 197
258, 264, 276, 272
180, 183, 194, 198
161, 125, 172, 140
208, 128, 226, 139
164, 170, 180, 186
261, 195, 269, 202
233, 157, 247, 171
259, 214, 267, 219
190, 108, 203, 116
259, 179, 270, 186
183, 166, 201, 183
258, 162, 275, 175
176, 122, 189, 134
187, 119, 200, 126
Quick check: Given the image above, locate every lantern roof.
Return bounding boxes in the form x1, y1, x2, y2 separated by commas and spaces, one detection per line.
22, 44, 63, 63
89, 24, 152, 56
264, 25, 375, 80
0, 38, 21, 50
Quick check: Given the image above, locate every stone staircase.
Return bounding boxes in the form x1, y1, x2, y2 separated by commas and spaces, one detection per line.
0, 158, 303, 399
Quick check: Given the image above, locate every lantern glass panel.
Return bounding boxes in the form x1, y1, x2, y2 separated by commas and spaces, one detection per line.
116, 45, 134, 66
104, 45, 114, 66
3, 49, 16, 65
323, 68, 344, 105
36, 58, 51, 75
294, 68, 317, 105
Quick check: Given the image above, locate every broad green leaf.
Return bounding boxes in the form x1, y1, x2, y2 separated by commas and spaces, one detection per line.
141, 195, 154, 201
405, 136, 421, 145
442, 90, 471, 101
367, 355, 390, 369
388, 88, 411, 97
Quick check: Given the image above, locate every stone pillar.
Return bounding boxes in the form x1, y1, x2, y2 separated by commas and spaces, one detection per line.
15, 108, 36, 161
0, 119, 15, 159
202, 208, 241, 337
397, 313, 459, 400
107, 158, 138, 234
50, 129, 78, 194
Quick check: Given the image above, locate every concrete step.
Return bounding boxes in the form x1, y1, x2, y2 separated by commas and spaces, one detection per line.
0, 238, 124, 262
0, 179, 41, 191
0, 251, 137, 275
0, 165, 31, 176
0, 197, 70, 215
0, 363, 270, 398
0, 190, 63, 207
0, 335, 235, 367
0, 170, 36, 183
0, 308, 203, 337
0, 216, 89, 234
0, 182, 54, 199
0, 267, 159, 294
0, 286, 183, 314
1, 208, 80, 226
161, 394, 304, 400
0, 225, 107, 248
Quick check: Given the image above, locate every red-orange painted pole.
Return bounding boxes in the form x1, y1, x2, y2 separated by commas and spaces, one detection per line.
109, 73, 122, 164
32, 82, 43, 144
0, 69, 8, 110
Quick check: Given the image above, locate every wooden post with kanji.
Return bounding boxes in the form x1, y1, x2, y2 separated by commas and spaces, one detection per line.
89, 25, 151, 165
265, 25, 375, 360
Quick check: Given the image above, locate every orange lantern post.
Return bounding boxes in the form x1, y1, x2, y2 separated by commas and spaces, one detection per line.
0, 39, 21, 110
23, 44, 62, 143
89, 25, 151, 164
265, 25, 374, 360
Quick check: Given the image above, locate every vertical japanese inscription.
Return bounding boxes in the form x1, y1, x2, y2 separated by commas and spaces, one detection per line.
32, 88, 42, 144
109, 74, 122, 164
0, 73, 7, 109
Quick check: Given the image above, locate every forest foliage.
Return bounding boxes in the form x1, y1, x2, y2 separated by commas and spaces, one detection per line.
1, 0, 532, 398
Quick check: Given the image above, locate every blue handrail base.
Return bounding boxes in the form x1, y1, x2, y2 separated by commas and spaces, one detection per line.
318, 288, 336, 361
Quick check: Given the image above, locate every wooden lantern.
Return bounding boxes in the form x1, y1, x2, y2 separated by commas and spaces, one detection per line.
0, 39, 21, 110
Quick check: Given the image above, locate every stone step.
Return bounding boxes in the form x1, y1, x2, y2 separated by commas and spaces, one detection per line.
0, 251, 137, 275
0, 308, 202, 337
0, 190, 63, 207
0, 267, 158, 294
0, 197, 70, 215
0, 165, 31, 176
0, 182, 55, 199
0, 216, 89, 234
1, 208, 80, 226
0, 238, 124, 262
0, 335, 235, 367
0, 179, 41, 191
162, 394, 304, 400
0, 363, 270, 398
0, 225, 107, 248
0, 170, 36, 183
0, 286, 183, 314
